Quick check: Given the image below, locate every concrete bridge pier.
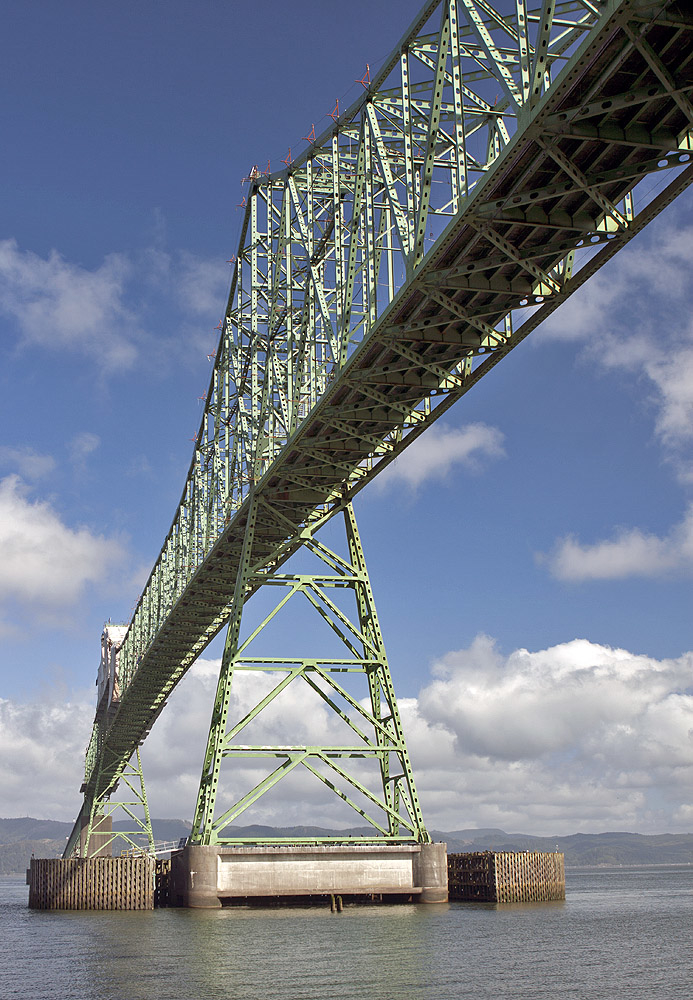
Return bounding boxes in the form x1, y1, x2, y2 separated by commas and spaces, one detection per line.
170, 842, 448, 907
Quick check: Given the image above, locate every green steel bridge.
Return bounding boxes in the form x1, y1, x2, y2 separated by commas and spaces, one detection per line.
66, 0, 693, 858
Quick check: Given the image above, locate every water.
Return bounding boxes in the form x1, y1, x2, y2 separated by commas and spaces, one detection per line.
2, 866, 691, 1000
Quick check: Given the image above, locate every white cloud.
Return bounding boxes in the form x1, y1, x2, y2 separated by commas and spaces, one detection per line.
0, 238, 138, 369
419, 635, 684, 760
412, 635, 693, 833
0, 238, 229, 373
0, 446, 55, 481
0, 474, 127, 616
544, 504, 693, 581
0, 690, 93, 822
540, 221, 693, 479
598, 333, 693, 475
174, 251, 230, 317
69, 432, 100, 471
4, 637, 691, 836
375, 421, 505, 491
536, 217, 693, 579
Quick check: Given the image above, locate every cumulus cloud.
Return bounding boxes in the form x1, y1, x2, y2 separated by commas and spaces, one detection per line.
540, 220, 693, 480
420, 635, 685, 759
0, 238, 229, 373
5, 637, 691, 835
535, 216, 693, 581
375, 421, 505, 491
0, 689, 93, 821
413, 635, 693, 833
0, 474, 127, 617
544, 504, 693, 581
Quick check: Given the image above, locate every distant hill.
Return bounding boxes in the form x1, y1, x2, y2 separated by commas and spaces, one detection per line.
0, 817, 191, 875
2, 817, 692, 874
431, 829, 693, 866
0, 817, 73, 844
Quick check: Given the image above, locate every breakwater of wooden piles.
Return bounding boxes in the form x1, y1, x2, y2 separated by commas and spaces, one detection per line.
447, 851, 565, 903
27, 857, 155, 910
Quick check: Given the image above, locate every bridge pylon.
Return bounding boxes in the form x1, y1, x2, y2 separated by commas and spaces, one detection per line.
79, 747, 155, 859
189, 495, 429, 846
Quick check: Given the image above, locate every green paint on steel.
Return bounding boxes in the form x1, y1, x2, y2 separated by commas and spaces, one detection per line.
65, 0, 693, 858
189, 501, 429, 845
82, 748, 155, 859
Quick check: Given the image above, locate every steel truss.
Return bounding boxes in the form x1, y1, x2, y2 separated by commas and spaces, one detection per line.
81, 748, 155, 858
67, 0, 693, 856
190, 498, 428, 845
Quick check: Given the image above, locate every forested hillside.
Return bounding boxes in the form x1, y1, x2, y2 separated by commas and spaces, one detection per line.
2, 818, 692, 874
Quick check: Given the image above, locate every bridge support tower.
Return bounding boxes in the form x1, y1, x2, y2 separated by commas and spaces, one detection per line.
80, 747, 155, 858
177, 497, 447, 904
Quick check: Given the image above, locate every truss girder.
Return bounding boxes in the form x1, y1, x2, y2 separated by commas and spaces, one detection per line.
69, 0, 693, 849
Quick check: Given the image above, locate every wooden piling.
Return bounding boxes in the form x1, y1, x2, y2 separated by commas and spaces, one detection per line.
447, 851, 565, 903
154, 858, 171, 908
28, 857, 155, 910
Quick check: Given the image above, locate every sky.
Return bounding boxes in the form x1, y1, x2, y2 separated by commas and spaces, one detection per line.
0, 0, 692, 837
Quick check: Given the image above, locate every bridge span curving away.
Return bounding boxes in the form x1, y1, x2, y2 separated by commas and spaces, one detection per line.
66, 0, 693, 859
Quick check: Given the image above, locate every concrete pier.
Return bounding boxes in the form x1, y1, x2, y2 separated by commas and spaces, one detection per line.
170, 842, 448, 907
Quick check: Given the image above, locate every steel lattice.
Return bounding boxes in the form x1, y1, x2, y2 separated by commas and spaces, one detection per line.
66, 0, 693, 857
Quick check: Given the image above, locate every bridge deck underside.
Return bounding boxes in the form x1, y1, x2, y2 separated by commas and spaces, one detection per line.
78, 2, 693, 819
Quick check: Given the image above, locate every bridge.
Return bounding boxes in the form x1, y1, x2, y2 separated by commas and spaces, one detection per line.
64, 0, 692, 886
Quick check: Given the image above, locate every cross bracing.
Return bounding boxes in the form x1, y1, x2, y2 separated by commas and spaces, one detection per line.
66, 0, 693, 856
188, 501, 430, 846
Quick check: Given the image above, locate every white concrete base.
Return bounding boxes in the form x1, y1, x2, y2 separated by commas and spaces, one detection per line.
170, 842, 448, 907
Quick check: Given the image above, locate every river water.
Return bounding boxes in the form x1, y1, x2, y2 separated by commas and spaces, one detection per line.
2, 865, 691, 999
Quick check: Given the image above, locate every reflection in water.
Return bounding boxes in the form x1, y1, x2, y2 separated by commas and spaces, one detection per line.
2, 866, 692, 1000
140, 903, 436, 1000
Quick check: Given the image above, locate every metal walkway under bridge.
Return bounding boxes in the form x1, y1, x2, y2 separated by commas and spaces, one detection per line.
66, 0, 693, 858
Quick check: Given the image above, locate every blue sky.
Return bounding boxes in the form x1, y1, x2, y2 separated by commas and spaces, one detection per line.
1, 1, 692, 835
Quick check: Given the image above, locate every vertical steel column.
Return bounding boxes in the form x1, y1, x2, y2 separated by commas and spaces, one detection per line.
82, 747, 155, 858
188, 500, 429, 845
190, 493, 260, 843
343, 503, 427, 838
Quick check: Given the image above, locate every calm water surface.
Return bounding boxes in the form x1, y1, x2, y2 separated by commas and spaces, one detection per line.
2, 865, 691, 999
